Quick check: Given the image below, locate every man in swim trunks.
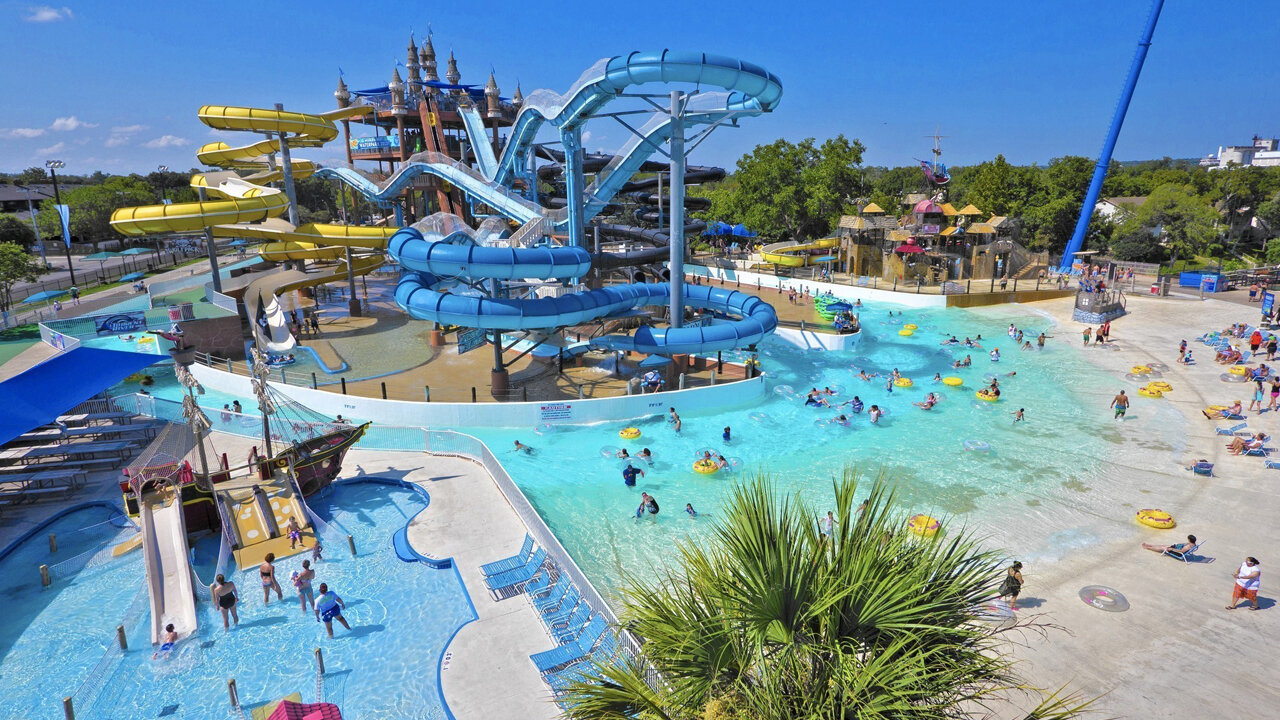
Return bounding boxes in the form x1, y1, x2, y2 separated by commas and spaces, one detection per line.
1111, 390, 1129, 419
260, 553, 283, 605
845, 396, 864, 413
514, 440, 534, 454
622, 463, 644, 487
315, 583, 350, 637
1011, 408, 1025, 423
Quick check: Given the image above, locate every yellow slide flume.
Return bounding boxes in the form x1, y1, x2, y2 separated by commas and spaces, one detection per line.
760, 237, 840, 267
110, 105, 382, 257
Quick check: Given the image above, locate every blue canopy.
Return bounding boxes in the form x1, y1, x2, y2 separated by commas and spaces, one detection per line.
227, 239, 249, 247
120, 272, 146, 281
638, 355, 672, 368
21, 290, 68, 304
424, 80, 476, 90
813, 255, 838, 262
0, 347, 162, 446
701, 221, 736, 236
731, 224, 757, 237
118, 247, 152, 256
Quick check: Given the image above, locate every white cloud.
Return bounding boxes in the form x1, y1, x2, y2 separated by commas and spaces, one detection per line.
50, 115, 96, 131
24, 5, 73, 22
35, 141, 67, 155
143, 135, 188, 149
105, 124, 147, 147
0, 127, 46, 139
581, 131, 593, 145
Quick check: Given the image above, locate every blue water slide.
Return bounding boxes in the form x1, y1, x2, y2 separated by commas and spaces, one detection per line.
491, 51, 782, 186
390, 226, 590, 280
394, 274, 776, 354
314, 154, 542, 223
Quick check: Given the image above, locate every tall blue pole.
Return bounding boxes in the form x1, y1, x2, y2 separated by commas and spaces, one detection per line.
562, 127, 586, 249
668, 91, 685, 329
1058, 0, 1165, 272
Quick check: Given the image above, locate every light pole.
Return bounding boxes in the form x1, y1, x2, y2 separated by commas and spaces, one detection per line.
46, 160, 75, 286
153, 165, 168, 267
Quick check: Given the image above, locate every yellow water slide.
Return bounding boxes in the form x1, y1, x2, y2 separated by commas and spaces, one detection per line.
110, 105, 389, 259
760, 237, 841, 267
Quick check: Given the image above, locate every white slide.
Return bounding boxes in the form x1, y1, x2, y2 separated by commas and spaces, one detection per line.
140, 494, 198, 644
257, 291, 297, 354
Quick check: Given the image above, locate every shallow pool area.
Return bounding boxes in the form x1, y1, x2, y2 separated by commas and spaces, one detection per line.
470, 301, 1190, 592
1, 483, 475, 720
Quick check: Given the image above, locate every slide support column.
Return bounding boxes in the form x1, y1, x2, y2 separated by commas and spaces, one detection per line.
275, 104, 301, 227
563, 127, 586, 248
669, 91, 686, 329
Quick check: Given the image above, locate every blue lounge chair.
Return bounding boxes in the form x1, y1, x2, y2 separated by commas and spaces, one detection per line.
542, 588, 582, 624
1216, 423, 1247, 436
1243, 444, 1271, 457
532, 615, 609, 673
551, 603, 594, 643
485, 547, 547, 593
533, 577, 572, 612
480, 534, 534, 576
1163, 541, 1202, 563
1265, 459, 1280, 469
523, 569, 556, 598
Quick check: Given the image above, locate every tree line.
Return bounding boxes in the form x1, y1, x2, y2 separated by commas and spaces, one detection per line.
695, 137, 1280, 266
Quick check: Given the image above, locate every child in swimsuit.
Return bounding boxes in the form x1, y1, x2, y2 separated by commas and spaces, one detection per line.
287, 517, 303, 550
153, 623, 178, 659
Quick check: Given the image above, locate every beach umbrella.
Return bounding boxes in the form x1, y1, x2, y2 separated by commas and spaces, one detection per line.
81, 251, 122, 280
120, 272, 146, 282
894, 242, 926, 254
21, 289, 68, 304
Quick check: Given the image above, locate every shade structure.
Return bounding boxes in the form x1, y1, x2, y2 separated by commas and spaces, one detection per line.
81, 251, 122, 261
118, 247, 153, 256
827, 302, 852, 313
120, 272, 146, 281
894, 242, 926, 254
813, 255, 838, 262
21, 289, 68, 304
958, 204, 983, 215
730, 223, 757, 237
0, 347, 162, 446
861, 202, 884, 214
228, 239, 249, 247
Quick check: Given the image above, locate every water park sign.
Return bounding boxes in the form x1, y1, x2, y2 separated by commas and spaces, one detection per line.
95, 311, 147, 335
349, 135, 400, 152
457, 328, 487, 355
539, 403, 573, 422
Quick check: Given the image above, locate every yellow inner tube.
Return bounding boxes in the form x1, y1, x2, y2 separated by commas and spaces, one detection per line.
894, 377, 914, 388
619, 427, 641, 439
907, 514, 941, 537
137, 336, 156, 344
1148, 381, 1172, 392
903, 323, 918, 330
692, 459, 720, 474
1228, 365, 1249, 376
942, 376, 963, 387
975, 390, 998, 402
1138, 387, 1163, 398
1131, 366, 1152, 374
898, 329, 914, 337
1136, 509, 1175, 529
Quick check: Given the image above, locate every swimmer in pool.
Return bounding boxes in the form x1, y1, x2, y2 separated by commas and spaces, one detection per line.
685, 503, 697, 518
867, 405, 883, 423
953, 355, 972, 368
884, 377, 894, 393
622, 463, 644, 486
805, 390, 831, 407
153, 623, 178, 659
617, 448, 630, 459
716, 454, 730, 469
1012, 408, 1025, 424
669, 407, 682, 433
638, 448, 652, 462
856, 369, 878, 381
941, 336, 959, 345
913, 393, 939, 410
722, 426, 731, 443
513, 440, 534, 454
854, 299, 862, 307
822, 386, 837, 395
989, 349, 1000, 362
933, 373, 942, 383
637, 492, 660, 517
890, 368, 902, 380
833, 414, 850, 426
1037, 333, 1047, 347
843, 396, 864, 413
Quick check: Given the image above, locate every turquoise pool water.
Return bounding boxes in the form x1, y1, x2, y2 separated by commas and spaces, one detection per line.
0, 506, 140, 720
80, 333, 165, 355
2, 483, 474, 719
471, 301, 1188, 592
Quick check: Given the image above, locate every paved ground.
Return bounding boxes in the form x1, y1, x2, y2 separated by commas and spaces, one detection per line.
1000, 292, 1280, 719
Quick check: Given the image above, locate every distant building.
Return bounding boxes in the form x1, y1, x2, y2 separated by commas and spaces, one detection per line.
1199, 136, 1280, 169
1095, 196, 1147, 220
0, 183, 56, 214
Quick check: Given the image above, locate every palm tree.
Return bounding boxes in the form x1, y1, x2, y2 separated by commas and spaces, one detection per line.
557, 472, 1091, 719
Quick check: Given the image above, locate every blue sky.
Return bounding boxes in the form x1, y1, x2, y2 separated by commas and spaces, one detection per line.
1, 0, 1275, 176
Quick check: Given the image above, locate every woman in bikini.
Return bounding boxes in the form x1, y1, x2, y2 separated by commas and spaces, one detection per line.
260, 553, 283, 605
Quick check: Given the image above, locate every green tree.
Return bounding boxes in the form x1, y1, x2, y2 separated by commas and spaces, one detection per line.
0, 242, 45, 311
701, 135, 864, 241
0, 215, 37, 247
962, 154, 1017, 216
35, 176, 156, 249
1266, 237, 1280, 265
16, 167, 47, 185
560, 473, 1089, 720
1116, 183, 1220, 264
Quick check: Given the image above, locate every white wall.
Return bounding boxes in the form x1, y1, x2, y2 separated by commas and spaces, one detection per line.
773, 326, 861, 351
689, 264, 948, 308
190, 363, 766, 428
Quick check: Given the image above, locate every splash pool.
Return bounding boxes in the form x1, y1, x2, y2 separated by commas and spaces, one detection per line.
1, 483, 474, 719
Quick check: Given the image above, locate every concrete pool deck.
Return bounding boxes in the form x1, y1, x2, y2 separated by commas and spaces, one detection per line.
998, 292, 1280, 718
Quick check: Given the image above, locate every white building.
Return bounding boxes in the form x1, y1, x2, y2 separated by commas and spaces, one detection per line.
1200, 136, 1280, 169
1095, 196, 1147, 220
